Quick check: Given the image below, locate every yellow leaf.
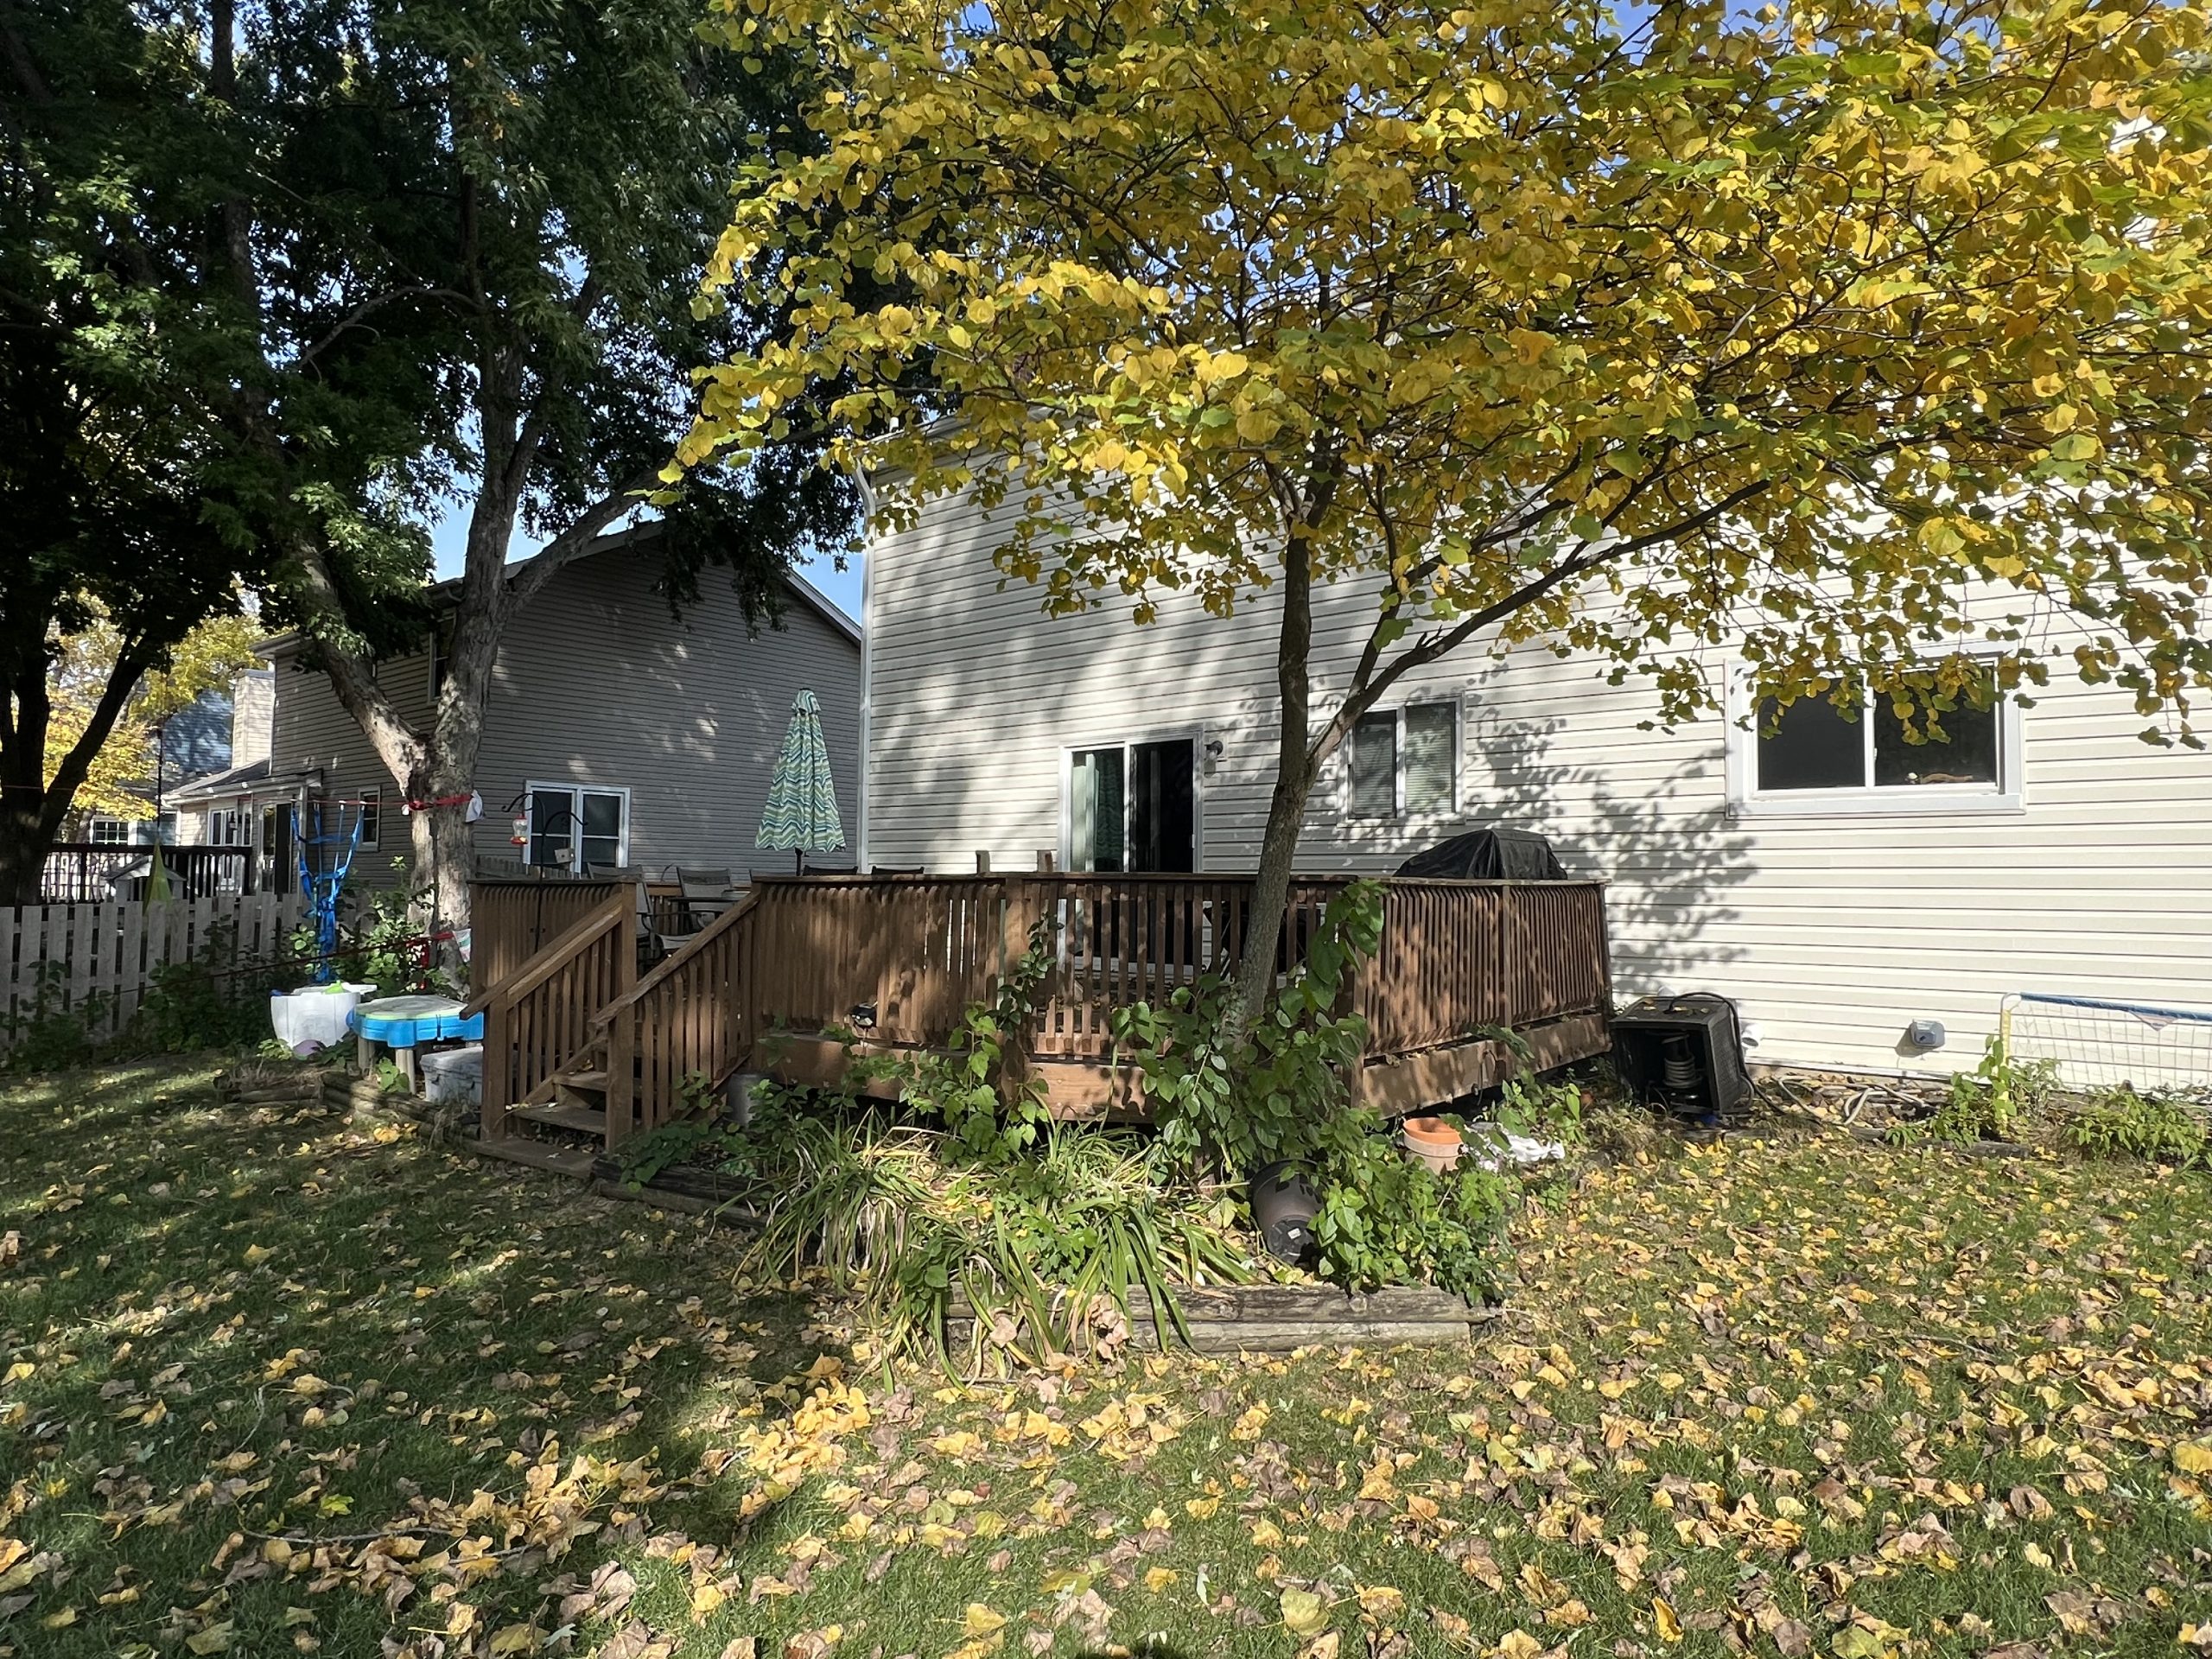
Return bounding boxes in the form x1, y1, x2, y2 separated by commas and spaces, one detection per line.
962, 1604, 1007, 1639
1494, 1631, 1545, 1659
1145, 1567, 1179, 1592
1185, 1496, 1220, 1519
489, 1624, 537, 1656
2173, 1441, 2212, 1475
1654, 1598, 1683, 1643
243, 1243, 273, 1266
1281, 1587, 1330, 1634
1358, 1585, 1407, 1618
1143, 1505, 1171, 1531
692, 1581, 727, 1618
1250, 1519, 1284, 1548
186, 1624, 234, 1654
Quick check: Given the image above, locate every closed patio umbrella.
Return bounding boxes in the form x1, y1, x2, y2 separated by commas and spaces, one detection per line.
757, 690, 846, 872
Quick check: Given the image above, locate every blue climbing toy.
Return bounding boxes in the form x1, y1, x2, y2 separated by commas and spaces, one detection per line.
292, 801, 368, 982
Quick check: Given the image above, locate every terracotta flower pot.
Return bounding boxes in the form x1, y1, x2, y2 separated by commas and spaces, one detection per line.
1402, 1115, 1465, 1177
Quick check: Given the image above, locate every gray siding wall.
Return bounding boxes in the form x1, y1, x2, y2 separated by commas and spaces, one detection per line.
864, 484, 2212, 1078
268, 551, 861, 887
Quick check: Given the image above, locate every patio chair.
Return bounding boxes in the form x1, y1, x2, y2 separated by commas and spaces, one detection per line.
673, 866, 738, 931
800, 857, 857, 875
870, 865, 925, 875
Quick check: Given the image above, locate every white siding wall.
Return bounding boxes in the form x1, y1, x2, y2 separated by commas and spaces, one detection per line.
864, 489, 2212, 1077
268, 552, 862, 887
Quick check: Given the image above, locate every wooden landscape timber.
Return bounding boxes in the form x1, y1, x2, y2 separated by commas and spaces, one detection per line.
945, 1282, 1503, 1356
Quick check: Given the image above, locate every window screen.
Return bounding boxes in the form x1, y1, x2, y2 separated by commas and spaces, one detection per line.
1349, 712, 1397, 817
1403, 703, 1456, 815
1755, 693, 1866, 791
358, 788, 381, 849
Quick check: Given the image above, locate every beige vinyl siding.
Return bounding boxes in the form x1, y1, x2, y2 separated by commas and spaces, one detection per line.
268, 553, 861, 889
864, 486, 2212, 1077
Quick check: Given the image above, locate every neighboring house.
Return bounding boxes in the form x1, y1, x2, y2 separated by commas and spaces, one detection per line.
79, 677, 253, 849
859, 490, 2212, 1078
166, 667, 280, 876
218, 528, 861, 895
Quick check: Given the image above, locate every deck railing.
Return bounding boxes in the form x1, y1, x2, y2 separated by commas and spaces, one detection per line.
470, 875, 635, 999
475, 871, 1611, 1141
466, 883, 635, 1131
741, 872, 1609, 1061
41, 842, 256, 903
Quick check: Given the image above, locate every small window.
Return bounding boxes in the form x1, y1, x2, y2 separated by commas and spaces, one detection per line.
524, 783, 629, 871
206, 807, 248, 847
1348, 702, 1457, 819
1737, 666, 2017, 815
88, 817, 132, 846
357, 787, 381, 850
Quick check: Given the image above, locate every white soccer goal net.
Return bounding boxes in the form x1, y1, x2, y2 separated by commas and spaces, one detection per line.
2002, 992, 2212, 1103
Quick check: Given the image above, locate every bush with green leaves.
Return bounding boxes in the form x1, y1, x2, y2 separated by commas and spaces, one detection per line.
1116, 880, 1515, 1295
1891, 1033, 2059, 1147
2063, 1087, 2209, 1168
860, 915, 1059, 1164
0, 962, 104, 1072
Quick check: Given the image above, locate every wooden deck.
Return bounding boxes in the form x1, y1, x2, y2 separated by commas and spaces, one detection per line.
463, 871, 1614, 1148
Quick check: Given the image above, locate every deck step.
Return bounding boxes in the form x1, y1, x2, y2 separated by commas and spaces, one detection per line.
470, 1136, 594, 1179
557, 1070, 610, 1092
509, 1099, 609, 1137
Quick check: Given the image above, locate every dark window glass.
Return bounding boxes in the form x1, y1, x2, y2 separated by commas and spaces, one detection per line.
1350, 712, 1397, 817
528, 789, 573, 866
1874, 690, 1999, 788
579, 791, 625, 869
1755, 693, 1866, 791
358, 788, 380, 849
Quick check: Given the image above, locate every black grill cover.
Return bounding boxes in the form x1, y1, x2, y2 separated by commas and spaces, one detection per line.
1395, 828, 1568, 881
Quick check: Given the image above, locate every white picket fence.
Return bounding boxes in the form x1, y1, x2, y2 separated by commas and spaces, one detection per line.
1, 893, 306, 1054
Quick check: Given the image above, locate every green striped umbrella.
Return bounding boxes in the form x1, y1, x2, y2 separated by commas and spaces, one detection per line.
757, 690, 846, 872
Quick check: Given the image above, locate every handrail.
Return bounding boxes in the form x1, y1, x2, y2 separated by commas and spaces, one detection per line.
598, 888, 763, 1141
462, 884, 633, 1019
472, 881, 638, 1138
589, 887, 760, 1033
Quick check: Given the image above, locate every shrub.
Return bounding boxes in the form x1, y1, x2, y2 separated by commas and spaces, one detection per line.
1116, 880, 1515, 1295
2064, 1087, 2209, 1168
127, 917, 290, 1054
1890, 1033, 2058, 1147
0, 962, 104, 1072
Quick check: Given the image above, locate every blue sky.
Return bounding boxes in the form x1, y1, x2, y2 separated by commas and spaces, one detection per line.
429, 509, 864, 622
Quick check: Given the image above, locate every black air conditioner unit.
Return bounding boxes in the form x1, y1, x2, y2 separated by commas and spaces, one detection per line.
1612, 993, 1753, 1125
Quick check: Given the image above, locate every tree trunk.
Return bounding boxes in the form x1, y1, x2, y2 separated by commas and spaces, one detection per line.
0, 627, 149, 906
1230, 526, 1319, 1023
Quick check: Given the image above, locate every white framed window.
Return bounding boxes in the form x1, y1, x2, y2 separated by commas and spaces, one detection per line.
524, 781, 631, 871
357, 787, 381, 850
1347, 699, 1458, 819
1726, 664, 2023, 817
205, 806, 247, 847
88, 816, 133, 846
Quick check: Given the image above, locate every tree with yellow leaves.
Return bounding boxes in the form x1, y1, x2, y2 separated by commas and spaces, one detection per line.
42, 611, 262, 823
683, 0, 2212, 1016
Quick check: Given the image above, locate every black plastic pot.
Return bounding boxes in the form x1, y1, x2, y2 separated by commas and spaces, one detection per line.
1249, 1160, 1320, 1264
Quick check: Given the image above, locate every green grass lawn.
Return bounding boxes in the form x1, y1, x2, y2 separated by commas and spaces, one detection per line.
3, 1060, 2209, 1659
